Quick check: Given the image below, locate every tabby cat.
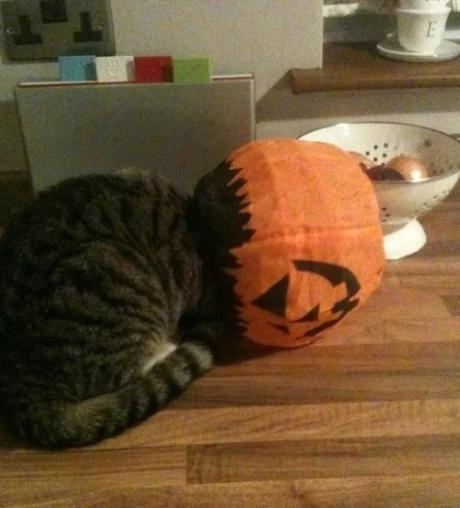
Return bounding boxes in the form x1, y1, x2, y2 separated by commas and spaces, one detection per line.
0, 170, 222, 448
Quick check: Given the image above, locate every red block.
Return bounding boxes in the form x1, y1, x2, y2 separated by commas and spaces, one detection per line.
134, 56, 172, 83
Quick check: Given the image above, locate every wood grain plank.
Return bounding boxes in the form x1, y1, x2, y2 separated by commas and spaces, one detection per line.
0, 446, 185, 478
187, 434, 460, 484
171, 372, 460, 409
416, 241, 460, 259
291, 43, 460, 93
390, 275, 460, 294
384, 318, 460, 343
386, 257, 460, 275
0, 446, 186, 507
319, 317, 460, 345
357, 286, 451, 320
59, 398, 460, 450
158, 474, 460, 508
210, 342, 460, 376
420, 223, 460, 244
19, 474, 460, 508
305, 319, 386, 346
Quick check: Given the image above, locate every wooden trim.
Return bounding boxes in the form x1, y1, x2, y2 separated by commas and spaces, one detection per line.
291, 42, 460, 94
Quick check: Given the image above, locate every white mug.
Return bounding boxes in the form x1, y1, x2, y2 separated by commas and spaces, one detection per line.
396, 7, 451, 52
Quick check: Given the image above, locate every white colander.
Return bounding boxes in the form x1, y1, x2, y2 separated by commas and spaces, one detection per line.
299, 122, 460, 260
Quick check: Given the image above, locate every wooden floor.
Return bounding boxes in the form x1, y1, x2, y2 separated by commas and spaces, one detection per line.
1, 172, 460, 507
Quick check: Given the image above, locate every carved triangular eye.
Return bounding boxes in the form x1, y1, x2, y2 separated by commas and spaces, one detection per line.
251, 275, 289, 318
294, 303, 320, 322
270, 323, 290, 335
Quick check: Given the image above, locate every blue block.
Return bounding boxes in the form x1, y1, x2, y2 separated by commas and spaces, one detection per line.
59, 55, 96, 82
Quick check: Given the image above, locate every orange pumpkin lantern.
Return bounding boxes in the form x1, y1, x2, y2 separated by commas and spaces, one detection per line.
194, 138, 385, 348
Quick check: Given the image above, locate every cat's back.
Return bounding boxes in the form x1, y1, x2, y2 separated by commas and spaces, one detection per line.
0, 171, 190, 267
0, 171, 196, 328
0, 171, 212, 448
2, 171, 187, 248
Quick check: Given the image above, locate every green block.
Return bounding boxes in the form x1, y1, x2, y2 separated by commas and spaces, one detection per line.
173, 58, 212, 84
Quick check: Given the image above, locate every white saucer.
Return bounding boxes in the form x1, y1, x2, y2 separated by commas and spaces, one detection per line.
377, 33, 460, 62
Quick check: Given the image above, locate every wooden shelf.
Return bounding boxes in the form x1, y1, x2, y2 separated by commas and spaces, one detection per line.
291, 42, 460, 94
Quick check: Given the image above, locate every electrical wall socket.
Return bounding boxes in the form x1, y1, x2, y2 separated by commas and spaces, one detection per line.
1, 0, 115, 60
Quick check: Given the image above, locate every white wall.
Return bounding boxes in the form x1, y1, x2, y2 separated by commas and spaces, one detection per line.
0, 0, 323, 172
258, 86, 460, 138
1, 0, 459, 175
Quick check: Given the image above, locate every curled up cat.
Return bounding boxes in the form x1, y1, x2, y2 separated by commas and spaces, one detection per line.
0, 170, 223, 448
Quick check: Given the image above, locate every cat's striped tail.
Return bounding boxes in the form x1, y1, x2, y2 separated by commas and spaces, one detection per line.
10, 340, 214, 448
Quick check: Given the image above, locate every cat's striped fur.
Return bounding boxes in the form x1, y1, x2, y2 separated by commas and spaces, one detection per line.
0, 170, 220, 448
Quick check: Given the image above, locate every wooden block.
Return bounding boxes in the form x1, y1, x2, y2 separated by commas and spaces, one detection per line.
173, 58, 212, 84
187, 434, 460, 484
96, 56, 134, 82
360, 286, 451, 320
58, 55, 96, 82
92, 474, 460, 508
384, 318, 460, 343
0, 446, 186, 506
134, 56, 172, 83
171, 370, 460, 409
84, 399, 460, 450
207, 342, 460, 377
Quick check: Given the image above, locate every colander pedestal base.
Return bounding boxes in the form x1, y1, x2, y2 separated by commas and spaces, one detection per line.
383, 219, 427, 260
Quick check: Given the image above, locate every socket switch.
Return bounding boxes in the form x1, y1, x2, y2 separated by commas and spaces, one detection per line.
1, 0, 115, 60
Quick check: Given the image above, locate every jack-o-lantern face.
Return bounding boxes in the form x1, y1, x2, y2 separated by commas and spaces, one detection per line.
252, 260, 360, 343
193, 138, 385, 348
